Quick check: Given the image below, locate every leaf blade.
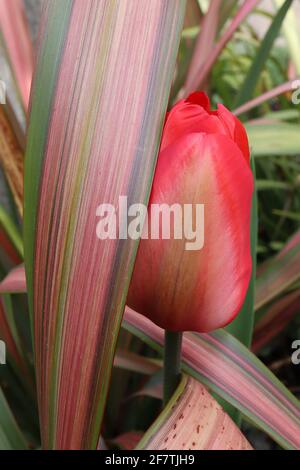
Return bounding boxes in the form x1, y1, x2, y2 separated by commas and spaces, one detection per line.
137, 375, 252, 450
123, 308, 300, 450
234, 0, 293, 108
24, 0, 186, 449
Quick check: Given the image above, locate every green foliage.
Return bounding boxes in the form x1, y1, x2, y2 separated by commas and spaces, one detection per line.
0, 0, 299, 451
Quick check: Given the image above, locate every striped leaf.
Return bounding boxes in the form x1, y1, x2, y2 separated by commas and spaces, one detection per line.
246, 123, 300, 157
0, 264, 26, 294
255, 232, 300, 310
123, 308, 300, 450
2, 268, 300, 448
184, 0, 222, 93
0, 0, 33, 110
234, 80, 298, 116
114, 349, 160, 376
183, 0, 259, 93
24, 0, 186, 449
137, 375, 252, 450
253, 289, 300, 352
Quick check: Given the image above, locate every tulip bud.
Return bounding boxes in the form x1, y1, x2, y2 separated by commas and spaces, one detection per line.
127, 92, 253, 332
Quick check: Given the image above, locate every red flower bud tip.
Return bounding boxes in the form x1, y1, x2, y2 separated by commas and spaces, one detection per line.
127, 92, 253, 333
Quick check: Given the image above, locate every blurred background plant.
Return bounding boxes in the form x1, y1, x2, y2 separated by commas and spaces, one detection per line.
0, 0, 299, 450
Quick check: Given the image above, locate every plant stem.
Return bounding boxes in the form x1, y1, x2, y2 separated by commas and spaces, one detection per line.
163, 330, 183, 406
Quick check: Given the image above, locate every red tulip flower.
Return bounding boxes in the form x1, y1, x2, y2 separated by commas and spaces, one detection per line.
128, 92, 253, 333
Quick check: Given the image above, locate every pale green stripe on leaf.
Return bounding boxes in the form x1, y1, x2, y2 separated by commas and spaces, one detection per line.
246, 123, 300, 157
24, 0, 73, 325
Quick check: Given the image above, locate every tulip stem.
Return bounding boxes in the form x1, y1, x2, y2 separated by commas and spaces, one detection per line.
163, 330, 183, 406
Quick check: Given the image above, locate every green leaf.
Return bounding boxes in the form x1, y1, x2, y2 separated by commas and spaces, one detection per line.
255, 239, 300, 310
246, 123, 300, 157
273, 209, 300, 221
0, 388, 27, 449
226, 157, 257, 347
256, 180, 292, 190
234, 0, 293, 108
224, 157, 257, 423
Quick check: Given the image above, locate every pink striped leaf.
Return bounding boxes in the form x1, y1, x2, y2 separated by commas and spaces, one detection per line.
2, 268, 299, 449
0, 264, 26, 294
137, 375, 252, 450
182, 0, 260, 94
253, 289, 300, 352
2, 267, 299, 449
0, 0, 34, 110
23, 0, 186, 450
255, 231, 300, 310
114, 349, 160, 376
234, 79, 299, 116
184, 0, 222, 93
123, 308, 300, 450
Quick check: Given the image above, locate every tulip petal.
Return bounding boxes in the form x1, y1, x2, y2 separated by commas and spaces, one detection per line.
186, 91, 211, 111
215, 104, 250, 163
161, 99, 225, 151
161, 94, 250, 164
128, 132, 253, 332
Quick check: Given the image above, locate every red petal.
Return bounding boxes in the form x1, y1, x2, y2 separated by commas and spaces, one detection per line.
186, 91, 211, 111
161, 100, 225, 151
128, 133, 253, 332
215, 104, 250, 163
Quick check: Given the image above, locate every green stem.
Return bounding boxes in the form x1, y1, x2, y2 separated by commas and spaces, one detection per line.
163, 330, 183, 406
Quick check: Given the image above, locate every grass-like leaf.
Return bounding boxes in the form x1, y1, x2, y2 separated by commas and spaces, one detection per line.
2, 267, 300, 448
246, 123, 300, 157
253, 289, 300, 352
123, 308, 300, 450
184, 0, 260, 93
0, 388, 28, 449
255, 235, 300, 310
234, 0, 293, 108
23, 0, 186, 449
